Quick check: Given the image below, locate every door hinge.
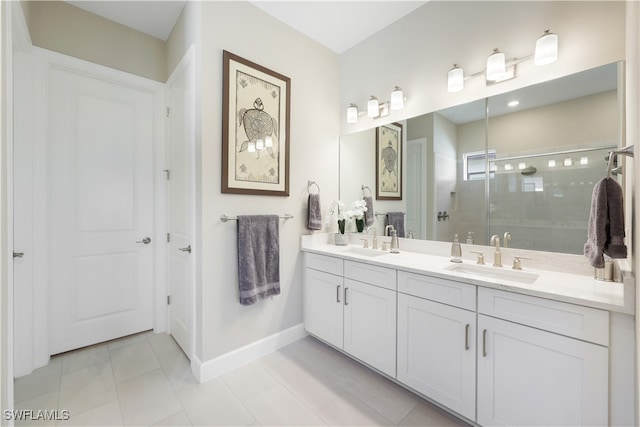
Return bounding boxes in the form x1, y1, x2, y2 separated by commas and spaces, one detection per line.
167, 233, 170, 242
167, 295, 171, 305
166, 107, 171, 118
162, 169, 170, 180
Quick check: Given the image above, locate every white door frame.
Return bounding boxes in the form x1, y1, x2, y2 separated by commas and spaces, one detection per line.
14, 47, 167, 375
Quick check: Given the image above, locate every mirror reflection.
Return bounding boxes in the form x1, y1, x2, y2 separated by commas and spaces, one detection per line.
339, 62, 622, 254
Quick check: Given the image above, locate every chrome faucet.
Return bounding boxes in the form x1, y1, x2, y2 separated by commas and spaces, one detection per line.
367, 227, 378, 250
503, 232, 512, 248
384, 225, 395, 236
490, 235, 502, 267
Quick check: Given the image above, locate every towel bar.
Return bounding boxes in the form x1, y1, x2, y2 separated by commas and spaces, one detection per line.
374, 212, 387, 217
220, 213, 294, 222
607, 145, 634, 178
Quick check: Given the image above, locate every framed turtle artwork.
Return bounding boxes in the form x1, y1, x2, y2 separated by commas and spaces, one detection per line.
375, 122, 403, 200
222, 50, 291, 196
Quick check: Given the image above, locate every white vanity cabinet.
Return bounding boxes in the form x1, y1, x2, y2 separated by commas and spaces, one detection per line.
476, 288, 609, 426
304, 253, 397, 377
396, 271, 477, 420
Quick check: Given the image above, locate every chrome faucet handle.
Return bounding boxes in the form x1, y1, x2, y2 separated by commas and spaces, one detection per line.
360, 239, 369, 249
512, 256, 532, 270
470, 251, 485, 265
381, 241, 388, 251
503, 232, 512, 248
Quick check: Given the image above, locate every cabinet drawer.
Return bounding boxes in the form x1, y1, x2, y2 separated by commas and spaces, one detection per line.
305, 252, 343, 276
478, 288, 609, 345
398, 271, 476, 311
344, 260, 396, 291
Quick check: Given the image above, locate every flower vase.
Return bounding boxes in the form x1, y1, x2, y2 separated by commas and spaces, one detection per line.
334, 233, 348, 246
355, 218, 365, 233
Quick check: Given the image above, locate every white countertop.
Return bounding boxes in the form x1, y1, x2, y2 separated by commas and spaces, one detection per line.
301, 238, 635, 315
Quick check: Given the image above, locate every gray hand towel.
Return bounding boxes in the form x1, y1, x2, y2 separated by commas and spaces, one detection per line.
237, 215, 280, 305
386, 212, 405, 238
307, 193, 323, 230
363, 196, 374, 226
584, 177, 627, 268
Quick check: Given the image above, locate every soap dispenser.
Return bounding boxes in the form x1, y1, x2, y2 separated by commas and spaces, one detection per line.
450, 234, 462, 263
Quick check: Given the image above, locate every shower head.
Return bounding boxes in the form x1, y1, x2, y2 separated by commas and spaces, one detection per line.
521, 166, 537, 176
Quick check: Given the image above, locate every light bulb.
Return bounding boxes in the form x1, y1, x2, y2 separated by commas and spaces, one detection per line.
564, 158, 572, 166
535, 29, 558, 66
486, 49, 506, 81
367, 96, 380, 118
504, 163, 513, 171
447, 65, 464, 93
265, 136, 273, 148
346, 104, 358, 123
580, 156, 588, 165
390, 87, 404, 110
548, 160, 556, 167
256, 139, 264, 150
248, 142, 256, 153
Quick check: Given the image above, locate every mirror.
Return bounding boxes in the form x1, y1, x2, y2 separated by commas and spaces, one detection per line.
339, 62, 622, 254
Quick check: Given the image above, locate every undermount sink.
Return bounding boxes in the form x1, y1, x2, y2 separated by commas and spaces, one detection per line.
445, 263, 539, 284
344, 247, 388, 258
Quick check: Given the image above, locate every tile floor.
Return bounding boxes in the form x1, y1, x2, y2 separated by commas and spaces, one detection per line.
14, 332, 469, 427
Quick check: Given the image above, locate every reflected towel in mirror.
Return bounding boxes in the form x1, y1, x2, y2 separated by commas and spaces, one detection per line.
386, 212, 405, 238
363, 196, 374, 226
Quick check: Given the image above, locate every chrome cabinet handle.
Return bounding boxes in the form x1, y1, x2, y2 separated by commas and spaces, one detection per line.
344, 287, 349, 305
482, 329, 487, 357
136, 237, 151, 244
179, 245, 191, 253
13, 252, 24, 258
336, 285, 341, 303
465, 324, 470, 351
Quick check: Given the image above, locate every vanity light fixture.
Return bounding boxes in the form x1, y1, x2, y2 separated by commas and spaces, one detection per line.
265, 136, 273, 148
347, 87, 405, 123
507, 100, 520, 107
564, 158, 573, 166
486, 49, 506, 81
391, 86, 404, 110
580, 156, 589, 165
367, 96, 380, 118
548, 160, 556, 167
256, 139, 265, 150
518, 162, 526, 170
447, 65, 464, 93
534, 29, 558, 66
504, 163, 513, 171
448, 29, 559, 92
346, 104, 359, 124
248, 141, 256, 153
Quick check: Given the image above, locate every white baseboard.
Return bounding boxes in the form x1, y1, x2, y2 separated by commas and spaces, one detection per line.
193, 323, 307, 383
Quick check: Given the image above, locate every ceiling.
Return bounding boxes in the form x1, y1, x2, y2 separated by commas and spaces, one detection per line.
64, 1, 428, 53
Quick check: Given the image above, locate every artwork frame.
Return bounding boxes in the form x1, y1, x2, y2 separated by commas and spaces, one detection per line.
376, 122, 403, 200
222, 50, 291, 196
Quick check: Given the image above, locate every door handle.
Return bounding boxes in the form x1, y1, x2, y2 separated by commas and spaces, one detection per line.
336, 285, 341, 303
179, 245, 191, 254
136, 237, 151, 244
344, 287, 349, 305
13, 252, 24, 258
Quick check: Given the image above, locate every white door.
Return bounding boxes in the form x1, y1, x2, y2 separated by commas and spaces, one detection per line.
406, 138, 427, 239
166, 49, 195, 357
343, 278, 396, 377
397, 293, 476, 420
48, 62, 156, 355
477, 314, 608, 426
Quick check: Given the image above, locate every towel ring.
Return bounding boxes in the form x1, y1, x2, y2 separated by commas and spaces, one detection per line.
361, 185, 372, 197
307, 180, 320, 195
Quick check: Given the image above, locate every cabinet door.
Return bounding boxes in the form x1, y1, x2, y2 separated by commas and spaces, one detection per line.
304, 268, 343, 349
343, 279, 396, 377
397, 293, 476, 420
477, 315, 608, 426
